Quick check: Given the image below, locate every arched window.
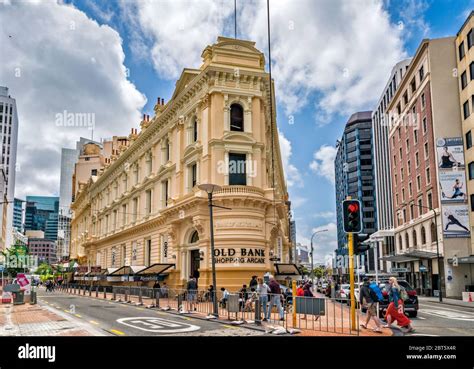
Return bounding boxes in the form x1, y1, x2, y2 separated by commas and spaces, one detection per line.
398, 235, 403, 252
405, 233, 409, 250
421, 226, 426, 245
190, 230, 199, 244
230, 104, 244, 131
193, 118, 198, 142
412, 230, 417, 249
431, 222, 437, 243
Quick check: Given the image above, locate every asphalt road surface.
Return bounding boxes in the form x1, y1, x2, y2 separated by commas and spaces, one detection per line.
37, 290, 263, 336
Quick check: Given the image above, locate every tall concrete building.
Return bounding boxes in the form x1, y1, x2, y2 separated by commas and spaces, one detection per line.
372, 58, 412, 274
455, 11, 474, 289
0, 86, 19, 249
335, 111, 376, 272
70, 37, 293, 289
387, 36, 471, 298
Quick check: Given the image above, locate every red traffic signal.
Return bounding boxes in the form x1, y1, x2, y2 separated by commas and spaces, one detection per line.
342, 199, 362, 233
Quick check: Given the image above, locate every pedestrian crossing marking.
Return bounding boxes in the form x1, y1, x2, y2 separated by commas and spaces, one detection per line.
110, 329, 126, 336
223, 325, 238, 329
75, 314, 82, 318
90, 320, 99, 325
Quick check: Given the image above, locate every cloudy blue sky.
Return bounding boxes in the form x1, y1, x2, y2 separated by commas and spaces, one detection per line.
0, 0, 472, 261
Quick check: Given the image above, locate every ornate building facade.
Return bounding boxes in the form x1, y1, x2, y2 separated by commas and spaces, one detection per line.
70, 37, 292, 289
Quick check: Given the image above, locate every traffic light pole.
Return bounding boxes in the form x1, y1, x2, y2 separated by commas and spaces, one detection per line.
348, 232, 356, 332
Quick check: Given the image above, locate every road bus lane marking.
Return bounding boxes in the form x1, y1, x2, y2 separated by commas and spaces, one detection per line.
116, 317, 201, 334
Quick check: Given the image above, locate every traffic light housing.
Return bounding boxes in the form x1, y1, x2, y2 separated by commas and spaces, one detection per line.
342, 199, 362, 233
354, 233, 370, 255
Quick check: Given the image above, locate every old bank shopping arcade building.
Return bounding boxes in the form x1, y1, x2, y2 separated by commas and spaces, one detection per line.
69, 37, 298, 290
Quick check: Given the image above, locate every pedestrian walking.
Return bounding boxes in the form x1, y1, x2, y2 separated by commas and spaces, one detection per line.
296, 284, 304, 297
266, 277, 284, 321
186, 276, 198, 312
256, 277, 270, 321
220, 287, 230, 308
359, 277, 383, 333
301, 283, 313, 320
384, 277, 415, 333
161, 282, 169, 298
239, 284, 248, 311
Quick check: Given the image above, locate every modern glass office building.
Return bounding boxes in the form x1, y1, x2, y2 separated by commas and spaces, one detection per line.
335, 112, 376, 269
24, 196, 59, 241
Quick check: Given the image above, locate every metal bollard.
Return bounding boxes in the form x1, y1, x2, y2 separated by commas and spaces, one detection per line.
177, 293, 183, 311
89, 286, 92, 296
124, 288, 128, 302
96, 286, 99, 298
255, 298, 261, 325
83, 286, 86, 295
103, 286, 107, 299
139, 288, 143, 304
113, 288, 116, 300
155, 291, 160, 308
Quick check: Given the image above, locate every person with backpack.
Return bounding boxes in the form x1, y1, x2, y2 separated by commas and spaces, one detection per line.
384, 277, 415, 333
186, 276, 198, 312
266, 277, 284, 321
359, 277, 383, 333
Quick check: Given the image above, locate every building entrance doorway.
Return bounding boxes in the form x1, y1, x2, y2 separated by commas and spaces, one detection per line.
190, 249, 200, 285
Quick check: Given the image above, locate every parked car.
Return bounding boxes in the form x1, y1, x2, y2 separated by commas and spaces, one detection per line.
378, 280, 419, 318
319, 282, 328, 294
335, 284, 350, 302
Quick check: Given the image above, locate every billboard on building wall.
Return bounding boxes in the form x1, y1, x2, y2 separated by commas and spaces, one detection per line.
436, 137, 470, 238
442, 205, 470, 238
439, 171, 468, 204
436, 137, 465, 168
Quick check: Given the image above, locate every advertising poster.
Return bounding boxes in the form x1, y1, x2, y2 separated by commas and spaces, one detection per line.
442, 205, 470, 238
439, 171, 467, 204
437, 137, 470, 238
436, 137, 465, 169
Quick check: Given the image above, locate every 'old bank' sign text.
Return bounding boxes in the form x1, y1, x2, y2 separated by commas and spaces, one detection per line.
213, 248, 265, 264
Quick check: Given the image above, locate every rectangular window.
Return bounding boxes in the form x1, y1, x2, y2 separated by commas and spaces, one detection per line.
469, 162, 474, 180
399, 148, 402, 160
122, 204, 127, 226
416, 175, 421, 191
470, 62, 474, 81
113, 210, 117, 230
402, 188, 405, 202
424, 142, 429, 158
467, 130, 472, 149
421, 93, 425, 109
132, 198, 138, 222
409, 182, 412, 197
410, 204, 414, 220
471, 195, 474, 212
422, 117, 427, 133
415, 152, 419, 167
419, 65, 424, 81
191, 163, 197, 188
468, 29, 473, 49
459, 41, 465, 60
145, 239, 152, 267
229, 153, 247, 185
403, 91, 408, 106
426, 167, 431, 184
410, 78, 416, 94
401, 167, 404, 181
418, 198, 423, 215
461, 71, 468, 89
162, 180, 169, 207
464, 100, 470, 120
414, 129, 418, 144
145, 189, 152, 214
407, 160, 411, 175
406, 138, 410, 152
91, 169, 97, 176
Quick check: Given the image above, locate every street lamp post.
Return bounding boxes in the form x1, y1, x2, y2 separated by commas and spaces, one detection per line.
402, 202, 442, 302
198, 184, 231, 317
310, 229, 328, 287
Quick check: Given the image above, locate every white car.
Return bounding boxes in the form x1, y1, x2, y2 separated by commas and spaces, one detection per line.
335, 284, 350, 302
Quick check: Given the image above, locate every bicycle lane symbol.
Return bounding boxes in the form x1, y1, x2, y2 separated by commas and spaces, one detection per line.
116, 317, 201, 334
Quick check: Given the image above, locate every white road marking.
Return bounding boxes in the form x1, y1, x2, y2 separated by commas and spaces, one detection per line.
418, 309, 474, 321
116, 317, 201, 333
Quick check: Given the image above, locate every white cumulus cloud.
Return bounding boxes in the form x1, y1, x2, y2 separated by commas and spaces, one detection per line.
278, 130, 303, 188
0, 0, 146, 199
309, 145, 337, 184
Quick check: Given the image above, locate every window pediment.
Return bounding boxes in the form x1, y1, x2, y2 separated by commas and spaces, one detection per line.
222, 131, 256, 144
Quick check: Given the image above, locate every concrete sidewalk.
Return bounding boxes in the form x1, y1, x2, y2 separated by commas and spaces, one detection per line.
0, 302, 105, 336
418, 296, 474, 309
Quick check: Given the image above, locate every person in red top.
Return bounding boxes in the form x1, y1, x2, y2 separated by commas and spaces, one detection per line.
296, 284, 304, 297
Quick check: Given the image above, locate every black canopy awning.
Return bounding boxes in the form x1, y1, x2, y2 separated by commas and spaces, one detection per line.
109, 265, 146, 276
136, 263, 175, 275
274, 263, 302, 276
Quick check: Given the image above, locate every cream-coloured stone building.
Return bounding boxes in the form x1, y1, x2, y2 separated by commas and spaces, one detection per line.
70, 37, 294, 290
